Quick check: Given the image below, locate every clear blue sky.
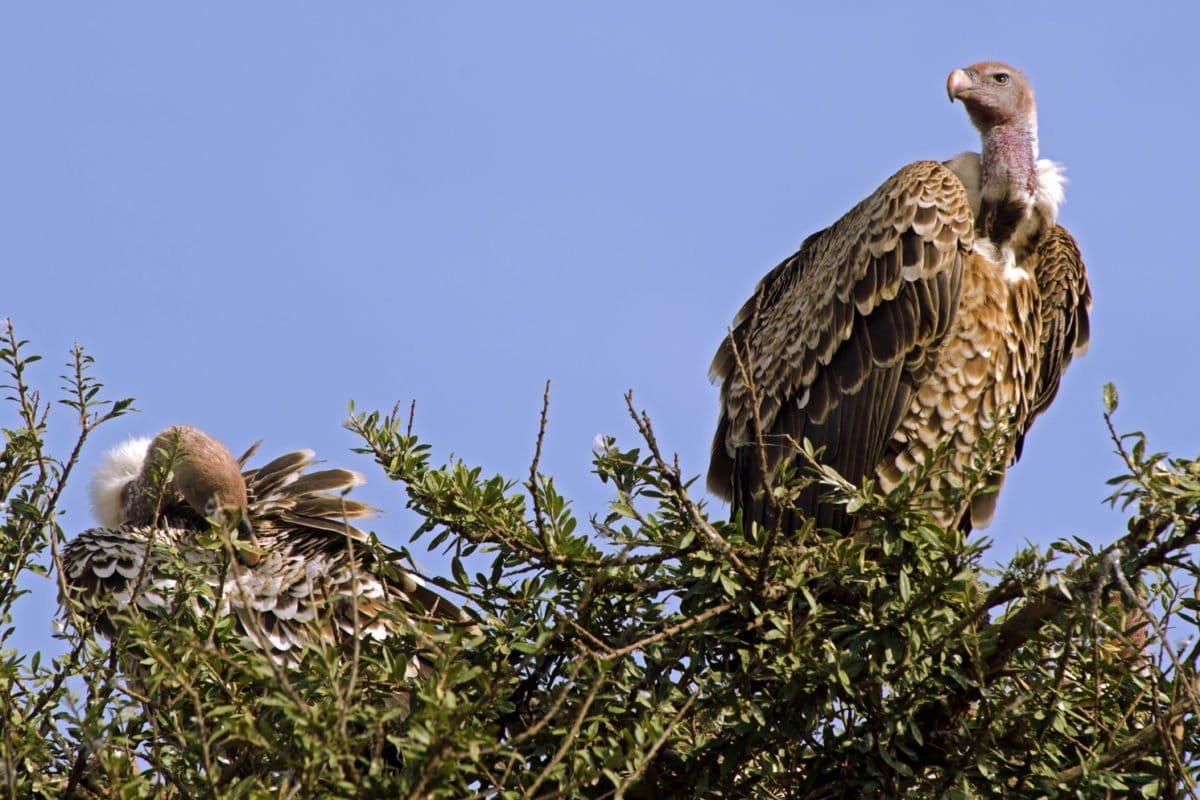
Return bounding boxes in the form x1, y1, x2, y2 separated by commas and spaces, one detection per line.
5, 4, 1197, 658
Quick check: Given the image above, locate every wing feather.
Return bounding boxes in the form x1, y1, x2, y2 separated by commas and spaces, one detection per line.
708, 160, 973, 533
1014, 224, 1090, 459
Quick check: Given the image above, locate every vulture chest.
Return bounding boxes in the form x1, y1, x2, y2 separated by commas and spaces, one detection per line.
877, 248, 1042, 528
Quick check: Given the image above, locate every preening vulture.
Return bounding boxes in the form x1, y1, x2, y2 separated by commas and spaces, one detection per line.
64, 425, 466, 666
708, 62, 1091, 535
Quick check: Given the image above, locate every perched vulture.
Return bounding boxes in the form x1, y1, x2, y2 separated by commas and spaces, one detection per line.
64, 425, 466, 665
708, 62, 1090, 535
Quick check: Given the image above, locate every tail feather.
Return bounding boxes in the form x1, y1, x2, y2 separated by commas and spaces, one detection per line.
277, 469, 366, 498
246, 450, 317, 497
290, 496, 377, 520
235, 440, 263, 468
275, 511, 369, 540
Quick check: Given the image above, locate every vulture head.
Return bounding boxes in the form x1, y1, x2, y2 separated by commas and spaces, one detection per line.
91, 425, 254, 550
946, 61, 1036, 133
946, 61, 1049, 241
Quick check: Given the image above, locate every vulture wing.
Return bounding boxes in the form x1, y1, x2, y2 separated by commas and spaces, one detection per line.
236, 448, 467, 658
708, 160, 973, 534
1015, 224, 1091, 459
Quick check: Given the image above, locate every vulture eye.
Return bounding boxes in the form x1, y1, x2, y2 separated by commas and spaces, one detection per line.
993, 73, 1010, 85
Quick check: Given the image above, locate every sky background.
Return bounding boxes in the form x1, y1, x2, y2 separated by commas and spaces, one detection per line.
5, 3, 1198, 658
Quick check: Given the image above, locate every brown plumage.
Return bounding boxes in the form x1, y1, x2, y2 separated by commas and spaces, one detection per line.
708, 62, 1090, 535
64, 425, 466, 665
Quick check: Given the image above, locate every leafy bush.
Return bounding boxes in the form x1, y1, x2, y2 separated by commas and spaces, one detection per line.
3, 322, 1197, 798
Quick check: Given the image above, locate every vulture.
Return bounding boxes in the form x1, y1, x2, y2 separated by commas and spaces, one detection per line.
708, 62, 1091, 535
64, 424, 466, 666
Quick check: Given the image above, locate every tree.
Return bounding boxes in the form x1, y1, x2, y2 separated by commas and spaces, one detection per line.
3, 320, 1198, 798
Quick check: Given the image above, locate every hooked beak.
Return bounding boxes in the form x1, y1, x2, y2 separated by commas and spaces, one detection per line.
947, 68, 974, 103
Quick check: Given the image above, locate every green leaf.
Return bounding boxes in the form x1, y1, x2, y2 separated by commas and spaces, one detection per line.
1103, 382, 1119, 413
451, 556, 469, 587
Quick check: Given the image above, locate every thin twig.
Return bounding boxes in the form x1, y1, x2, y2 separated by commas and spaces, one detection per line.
528, 380, 553, 554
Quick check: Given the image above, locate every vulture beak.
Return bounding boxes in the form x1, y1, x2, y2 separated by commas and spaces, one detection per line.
947, 68, 974, 103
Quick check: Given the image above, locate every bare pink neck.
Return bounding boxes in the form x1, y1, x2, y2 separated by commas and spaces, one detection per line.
978, 121, 1038, 244
981, 122, 1038, 203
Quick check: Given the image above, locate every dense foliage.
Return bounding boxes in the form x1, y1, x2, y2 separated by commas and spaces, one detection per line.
3, 320, 1198, 798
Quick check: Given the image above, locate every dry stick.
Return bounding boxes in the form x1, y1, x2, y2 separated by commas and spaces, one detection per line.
403, 397, 416, 440
528, 380, 553, 554
624, 393, 756, 587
